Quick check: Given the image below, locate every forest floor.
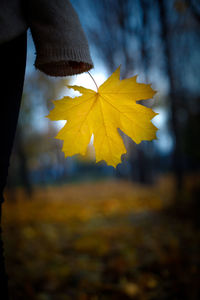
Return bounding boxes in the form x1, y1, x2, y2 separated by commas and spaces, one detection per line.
2, 175, 200, 300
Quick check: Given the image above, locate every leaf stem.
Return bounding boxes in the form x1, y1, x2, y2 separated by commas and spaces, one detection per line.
88, 71, 99, 92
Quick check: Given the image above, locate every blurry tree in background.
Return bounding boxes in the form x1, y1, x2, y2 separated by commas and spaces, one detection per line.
157, 0, 200, 190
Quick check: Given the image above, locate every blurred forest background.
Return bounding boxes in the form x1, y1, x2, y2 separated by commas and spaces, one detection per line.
3, 0, 200, 299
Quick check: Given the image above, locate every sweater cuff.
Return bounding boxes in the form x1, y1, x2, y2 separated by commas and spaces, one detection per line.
34, 46, 93, 76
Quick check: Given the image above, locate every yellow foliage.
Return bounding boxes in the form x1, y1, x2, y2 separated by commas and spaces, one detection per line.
47, 67, 158, 167
4, 180, 164, 228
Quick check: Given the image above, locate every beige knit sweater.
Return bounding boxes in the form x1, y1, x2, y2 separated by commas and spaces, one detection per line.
0, 0, 93, 76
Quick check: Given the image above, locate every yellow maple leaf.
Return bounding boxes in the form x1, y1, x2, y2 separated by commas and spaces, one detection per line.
47, 67, 158, 167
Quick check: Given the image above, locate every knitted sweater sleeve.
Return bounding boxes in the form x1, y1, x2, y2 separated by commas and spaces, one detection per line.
25, 0, 93, 76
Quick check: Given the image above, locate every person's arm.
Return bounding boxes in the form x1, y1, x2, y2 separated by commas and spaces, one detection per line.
25, 0, 93, 76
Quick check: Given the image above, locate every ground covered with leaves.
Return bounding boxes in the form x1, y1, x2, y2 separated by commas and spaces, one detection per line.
3, 177, 200, 300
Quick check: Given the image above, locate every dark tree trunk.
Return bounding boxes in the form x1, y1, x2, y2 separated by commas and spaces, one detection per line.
157, 0, 183, 190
